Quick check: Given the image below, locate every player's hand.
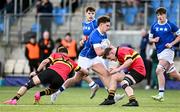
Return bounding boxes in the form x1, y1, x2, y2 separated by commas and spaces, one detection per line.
165, 43, 172, 48
29, 71, 37, 78
79, 40, 84, 46
110, 68, 120, 74
82, 36, 87, 41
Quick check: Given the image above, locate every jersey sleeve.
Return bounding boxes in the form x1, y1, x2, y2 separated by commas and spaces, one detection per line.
48, 53, 56, 63
71, 60, 81, 72
170, 22, 180, 35
90, 33, 102, 48
149, 24, 155, 38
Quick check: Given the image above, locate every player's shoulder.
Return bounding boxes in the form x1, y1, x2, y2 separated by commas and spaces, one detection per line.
90, 29, 99, 37
151, 21, 158, 28
166, 20, 177, 27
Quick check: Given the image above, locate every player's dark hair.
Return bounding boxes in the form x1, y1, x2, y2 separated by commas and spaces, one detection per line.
85, 6, 96, 12
56, 46, 68, 54
65, 32, 71, 36
97, 16, 110, 26
156, 7, 167, 15
102, 47, 112, 59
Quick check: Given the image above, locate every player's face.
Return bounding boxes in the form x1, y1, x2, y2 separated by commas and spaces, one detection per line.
86, 11, 95, 21
106, 53, 117, 61
101, 22, 111, 33
157, 13, 166, 23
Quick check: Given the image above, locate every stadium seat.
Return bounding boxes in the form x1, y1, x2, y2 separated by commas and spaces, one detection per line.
96, 8, 106, 18
24, 61, 30, 74
53, 7, 66, 25
122, 7, 137, 25
0, 15, 4, 32
14, 59, 26, 74
31, 23, 41, 33
151, 0, 160, 9
107, 8, 113, 15
4, 59, 16, 74
162, 0, 171, 8
0, 23, 4, 32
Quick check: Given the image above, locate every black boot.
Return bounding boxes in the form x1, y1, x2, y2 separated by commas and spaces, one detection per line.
99, 99, 115, 105
122, 100, 139, 107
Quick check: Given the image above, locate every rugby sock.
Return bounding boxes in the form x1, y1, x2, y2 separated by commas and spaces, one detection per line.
129, 95, 136, 102
158, 89, 164, 97
89, 81, 96, 89
108, 90, 115, 100
12, 94, 21, 100
40, 88, 50, 96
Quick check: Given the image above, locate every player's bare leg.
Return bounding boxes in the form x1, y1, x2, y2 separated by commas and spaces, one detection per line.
168, 64, 180, 80
92, 64, 125, 103
100, 72, 125, 105
3, 76, 40, 105
152, 60, 170, 101
83, 76, 99, 99
51, 72, 85, 103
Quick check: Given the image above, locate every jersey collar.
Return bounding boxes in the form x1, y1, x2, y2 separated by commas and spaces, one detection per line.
158, 19, 167, 25
97, 28, 104, 36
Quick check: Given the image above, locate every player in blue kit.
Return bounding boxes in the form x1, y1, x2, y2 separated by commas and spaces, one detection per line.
51, 15, 124, 104
80, 7, 98, 47
149, 7, 180, 102
51, 7, 99, 103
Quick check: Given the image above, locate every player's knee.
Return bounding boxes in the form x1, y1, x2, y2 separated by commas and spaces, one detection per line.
167, 65, 176, 74
24, 80, 36, 90
120, 80, 129, 90
111, 74, 119, 81
156, 64, 166, 75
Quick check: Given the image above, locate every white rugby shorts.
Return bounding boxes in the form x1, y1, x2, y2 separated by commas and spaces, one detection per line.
78, 56, 107, 69
157, 49, 174, 64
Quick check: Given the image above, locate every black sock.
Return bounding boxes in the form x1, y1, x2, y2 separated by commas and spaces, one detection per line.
129, 95, 136, 102
12, 94, 21, 100
108, 90, 115, 100
40, 91, 46, 96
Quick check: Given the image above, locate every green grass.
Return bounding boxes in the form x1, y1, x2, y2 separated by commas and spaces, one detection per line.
0, 87, 180, 112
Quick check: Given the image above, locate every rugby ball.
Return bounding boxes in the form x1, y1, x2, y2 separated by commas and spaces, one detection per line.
101, 39, 111, 49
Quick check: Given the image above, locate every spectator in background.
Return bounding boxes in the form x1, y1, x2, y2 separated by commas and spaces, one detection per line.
5, 0, 14, 14
139, 29, 152, 90
5, 0, 14, 25
52, 38, 63, 53
25, 35, 40, 73
39, 31, 54, 63
0, 0, 7, 11
61, 32, 78, 60
36, 0, 53, 36
150, 44, 158, 89
60, 0, 78, 13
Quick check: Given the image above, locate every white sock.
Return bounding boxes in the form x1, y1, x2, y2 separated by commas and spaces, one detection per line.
89, 81, 96, 89
158, 88, 164, 97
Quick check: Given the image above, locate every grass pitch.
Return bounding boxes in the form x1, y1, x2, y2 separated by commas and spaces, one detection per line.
0, 87, 180, 112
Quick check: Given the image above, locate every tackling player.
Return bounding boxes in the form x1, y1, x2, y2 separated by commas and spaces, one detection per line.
51, 7, 99, 102
149, 7, 180, 102
3, 46, 88, 105
51, 15, 125, 103
100, 47, 146, 106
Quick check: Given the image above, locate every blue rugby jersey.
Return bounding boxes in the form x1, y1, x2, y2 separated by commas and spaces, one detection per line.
80, 28, 108, 58
82, 19, 97, 36
149, 19, 180, 54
